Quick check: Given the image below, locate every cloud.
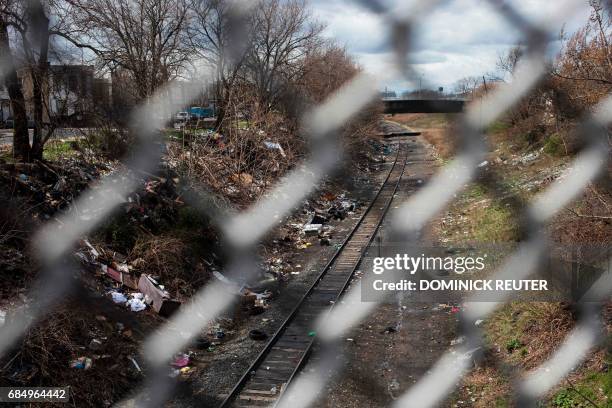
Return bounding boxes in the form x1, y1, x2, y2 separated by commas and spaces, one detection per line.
309, 0, 592, 91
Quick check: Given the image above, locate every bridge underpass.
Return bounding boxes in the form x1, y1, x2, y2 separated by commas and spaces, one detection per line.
382, 99, 466, 114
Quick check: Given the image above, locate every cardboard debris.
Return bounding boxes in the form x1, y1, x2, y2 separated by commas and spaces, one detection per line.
138, 274, 181, 317
100, 261, 139, 289
77, 240, 141, 289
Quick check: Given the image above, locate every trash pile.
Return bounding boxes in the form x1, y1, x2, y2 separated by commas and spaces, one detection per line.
170, 352, 194, 378
0, 152, 185, 235
211, 269, 273, 314
166, 128, 295, 205
297, 192, 359, 247
366, 139, 395, 163
0, 158, 111, 219
509, 148, 543, 166
76, 239, 181, 317
121, 169, 184, 234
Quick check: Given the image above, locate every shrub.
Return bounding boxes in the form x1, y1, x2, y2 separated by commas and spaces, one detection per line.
544, 134, 564, 156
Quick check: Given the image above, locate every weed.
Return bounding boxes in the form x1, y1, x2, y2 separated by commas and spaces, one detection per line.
544, 134, 564, 156
494, 397, 510, 408
472, 204, 518, 243
43, 140, 75, 161
487, 120, 510, 134
100, 214, 138, 252
164, 130, 184, 140
464, 184, 487, 200
552, 390, 577, 408
177, 206, 208, 231
506, 338, 523, 353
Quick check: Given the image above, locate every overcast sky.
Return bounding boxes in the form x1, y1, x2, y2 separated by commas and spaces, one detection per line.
309, 0, 592, 93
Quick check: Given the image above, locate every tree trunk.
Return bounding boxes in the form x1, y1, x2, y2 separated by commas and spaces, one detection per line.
214, 80, 227, 132
29, 0, 50, 161
0, 18, 30, 161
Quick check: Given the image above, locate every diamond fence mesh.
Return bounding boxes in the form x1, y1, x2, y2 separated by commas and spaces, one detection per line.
0, 0, 610, 407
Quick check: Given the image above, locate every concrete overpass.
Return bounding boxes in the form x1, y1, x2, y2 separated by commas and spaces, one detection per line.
383, 98, 466, 114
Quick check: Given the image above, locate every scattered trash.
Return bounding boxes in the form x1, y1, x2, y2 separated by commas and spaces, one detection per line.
171, 353, 190, 368
450, 336, 466, 346
249, 329, 268, 341
127, 297, 147, 312
388, 378, 400, 393
308, 331, 316, 337
78, 240, 139, 290
128, 356, 142, 373
110, 291, 127, 304
263, 141, 286, 157
195, 337, 211, 350
231, 172, 254, 186
70, 357, 92, 370
477, 160, 489, 168
474, 319, 484, 327
308, 212, 328, 225
249, 306, 266, 316
303, 223, 323, 234
88, 339, 103, 351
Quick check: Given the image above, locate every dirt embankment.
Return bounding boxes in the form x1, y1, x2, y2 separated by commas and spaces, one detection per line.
386, 113, 611, 408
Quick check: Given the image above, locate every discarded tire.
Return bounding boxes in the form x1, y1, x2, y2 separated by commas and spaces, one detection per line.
249, 306, 265, 316
195, 337, 211, 350
249, 329, 268, 341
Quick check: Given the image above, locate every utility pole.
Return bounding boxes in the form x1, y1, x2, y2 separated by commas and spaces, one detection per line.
419, 75, 422, 98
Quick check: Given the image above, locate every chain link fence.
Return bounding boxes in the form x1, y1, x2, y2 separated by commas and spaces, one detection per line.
0, 0, 610, 407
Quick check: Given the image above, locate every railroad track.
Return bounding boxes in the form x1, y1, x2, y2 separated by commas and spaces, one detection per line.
220, 141, 409, 407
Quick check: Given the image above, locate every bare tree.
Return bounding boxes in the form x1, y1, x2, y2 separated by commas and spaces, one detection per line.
496, 45, 523, 80
297, 43, 358, 104
552, 0, 612, 86
453, 76, 481, 97
245, 0, 324, 109
549, 0, 612, 116
62, 0, 191, 101
188, 0, 251, 129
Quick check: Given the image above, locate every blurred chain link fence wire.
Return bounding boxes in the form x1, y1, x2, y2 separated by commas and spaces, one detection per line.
0, 0, 609, 407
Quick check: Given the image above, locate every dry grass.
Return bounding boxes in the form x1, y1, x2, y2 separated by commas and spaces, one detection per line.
386, 113, 457, 158
485, 303, 574, 369
1, 304, 142, 407
130, 234, 205, 297
549, 181, 612, 246
455, 365, 511, 408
